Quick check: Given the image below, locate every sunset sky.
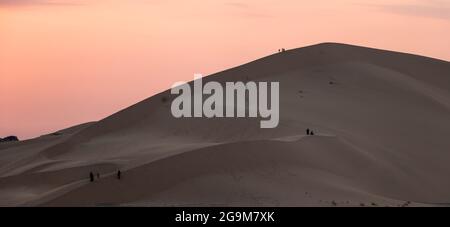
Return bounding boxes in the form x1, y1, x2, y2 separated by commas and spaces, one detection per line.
1, 0, 449, 139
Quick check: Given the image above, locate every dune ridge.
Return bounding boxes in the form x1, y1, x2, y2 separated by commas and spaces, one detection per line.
1, 43, 450, 206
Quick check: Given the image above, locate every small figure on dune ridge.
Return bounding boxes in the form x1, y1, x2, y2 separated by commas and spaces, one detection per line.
89, 172, 94, 182
306, 128, 310, 135
117, 170, 121, 180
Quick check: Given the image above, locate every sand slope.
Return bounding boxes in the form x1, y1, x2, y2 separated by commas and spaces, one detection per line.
1, 43, 450, 206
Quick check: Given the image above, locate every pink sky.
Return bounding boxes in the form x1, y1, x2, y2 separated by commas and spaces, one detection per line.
1, 0, 449, 139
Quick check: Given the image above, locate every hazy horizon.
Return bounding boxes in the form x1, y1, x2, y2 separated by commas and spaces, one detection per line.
1, 0, 450, 139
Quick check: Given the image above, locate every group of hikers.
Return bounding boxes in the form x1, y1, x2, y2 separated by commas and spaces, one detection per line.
89, 170, 121, 182
306, 128, 315, 136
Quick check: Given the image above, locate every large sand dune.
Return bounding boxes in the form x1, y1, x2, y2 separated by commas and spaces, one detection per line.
1, 43, 450, 206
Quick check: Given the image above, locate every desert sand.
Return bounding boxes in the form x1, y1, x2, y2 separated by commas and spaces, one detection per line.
1, 43, 450, 207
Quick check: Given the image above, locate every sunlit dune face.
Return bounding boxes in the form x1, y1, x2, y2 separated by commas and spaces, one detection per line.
1, 0, 449, 139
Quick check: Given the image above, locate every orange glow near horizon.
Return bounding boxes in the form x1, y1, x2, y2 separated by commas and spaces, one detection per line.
1, 0, 450, 139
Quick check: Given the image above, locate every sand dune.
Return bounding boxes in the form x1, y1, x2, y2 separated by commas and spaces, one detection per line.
1, 43, 450, 206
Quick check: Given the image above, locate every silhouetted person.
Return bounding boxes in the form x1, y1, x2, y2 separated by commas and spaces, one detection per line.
306, 128, 310, 135
117, 170, 121, 180
310, 131, 315, 136
89, 172, 94, 182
